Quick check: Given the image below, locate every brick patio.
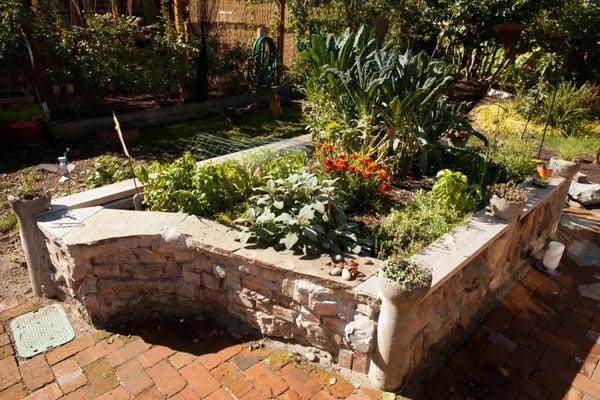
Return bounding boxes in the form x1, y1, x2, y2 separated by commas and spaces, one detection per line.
1, 209, 599, 400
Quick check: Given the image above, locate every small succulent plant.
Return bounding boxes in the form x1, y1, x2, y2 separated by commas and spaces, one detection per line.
489, 183, 529, 203
381, 258, 432, 293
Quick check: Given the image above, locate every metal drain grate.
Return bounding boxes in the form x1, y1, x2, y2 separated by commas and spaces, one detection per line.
10, 304, 75, 358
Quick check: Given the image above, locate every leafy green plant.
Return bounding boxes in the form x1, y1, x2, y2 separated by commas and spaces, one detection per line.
85, 156, 134, 188
488, 138, 537, 183
0, 212, 17, 234
375, 191, 469, 259
0, 105, 43, 121
431, 169, 480, 212
137, 150, 309, 218
380, 257, 432, 293
239, 169, 370, 256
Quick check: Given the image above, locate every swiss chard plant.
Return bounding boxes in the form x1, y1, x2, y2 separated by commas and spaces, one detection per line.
238, 169, 371, 256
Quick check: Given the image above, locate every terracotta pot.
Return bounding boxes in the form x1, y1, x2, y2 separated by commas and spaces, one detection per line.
549, 157, 580, 179
4, 120, 45, 147
490, 194, 525, 221
449, 135, 469, 148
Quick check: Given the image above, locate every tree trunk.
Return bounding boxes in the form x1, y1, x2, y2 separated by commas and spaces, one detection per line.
193, 0, 209, 100
275, 0, 285, 83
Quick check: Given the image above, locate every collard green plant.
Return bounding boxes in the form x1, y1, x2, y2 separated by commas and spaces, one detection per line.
239, 170, 370, 256
85, 156, 134, 188
431, 169, 480, 212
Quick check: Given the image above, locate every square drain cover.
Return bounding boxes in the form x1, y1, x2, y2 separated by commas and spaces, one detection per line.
10, 304, 75, 358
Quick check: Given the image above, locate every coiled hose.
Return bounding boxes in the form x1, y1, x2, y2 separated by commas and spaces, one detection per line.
247, 35, 278, 89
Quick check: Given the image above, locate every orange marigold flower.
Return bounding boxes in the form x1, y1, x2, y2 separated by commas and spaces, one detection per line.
377, 182, 392, 196
313, 142, 322, 148
362, 171, 373, 179
324, 165, 334, 172
334, 157, 347, 171
348, 165, 357, 173
367, 161, 379, 171
323, 158, 333, 165
375, 169, 389, 180
350, 153, 360, 159
358, 156, 371, 165
322, 143, 333, 150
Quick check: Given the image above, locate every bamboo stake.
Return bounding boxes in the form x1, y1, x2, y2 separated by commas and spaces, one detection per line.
113, 112, 139, 194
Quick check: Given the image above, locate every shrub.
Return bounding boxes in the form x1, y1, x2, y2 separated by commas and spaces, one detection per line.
239, 169, 370, 256
375, 191, 469, 259
137, 150, 309, 217
85, 156, 134, 188
488, 138, 537, 183
489, 182, 529, 202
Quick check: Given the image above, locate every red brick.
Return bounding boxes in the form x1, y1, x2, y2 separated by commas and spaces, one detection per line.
83, 359, 119, 395
96, 385, 129, 400
61, 385, 96, 400
205, 388, 234, 399
168, 352, 196, 370
146, 360, 186, 397
116, 358, 153, 395
0, 356, 21, 391
0, 383, 27, 400
240, 388, 270, 400
277, 390, 302, 400
531, 326, 576, 355
448, 349, 477, 374
24, 383, 62, 400
198, 344, 242, 370
0, 333, 10, 347
213, 363, 254, 399
485, 304, 516, 332
45, 335, 95, 365
52, 359, 87, 394
138, 346, 175, 369
529, 370, 571, 397
245, 362, 288, 397
279, 364, 323, 399
179, 361, 219, 397
0, 344, 14, 360
74, 336, 124, 367
357, 387, 382, 400
337, 349, 353, 370
169, 387, 199, 400
572, 373, 600, 398
352, 351, 369, 374
506, 346, 540, 376
538, 347, 571, 378
505, 283, 532, 308
482, 342, 512, 367
107, 339, 151, 367
19, 355, 53, 391
511, 313, 539, 335
312, 390, 337, 400
134, 386, 166, 399
232, 347, 272, 371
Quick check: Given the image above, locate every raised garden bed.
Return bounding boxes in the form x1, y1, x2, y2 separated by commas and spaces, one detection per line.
13, 137, 570, 391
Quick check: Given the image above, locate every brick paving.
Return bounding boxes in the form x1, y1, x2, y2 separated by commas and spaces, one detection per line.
1, 210, 599, 399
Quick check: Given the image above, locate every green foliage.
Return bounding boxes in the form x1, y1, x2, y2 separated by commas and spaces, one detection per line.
0, 212, 17, 234
0, 0, 27, 61
375, 191, 470, 259
239, 169, 370, 255
85, 156, 134, 188
431, 169, 480, 212
137, 150, 309, 217
488, 138, 537, 183
380, 258, 432, 293
0, 104, 43, 121
301, 27, 486, 176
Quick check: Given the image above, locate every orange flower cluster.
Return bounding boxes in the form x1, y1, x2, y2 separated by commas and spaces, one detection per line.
314, 141, 391, 197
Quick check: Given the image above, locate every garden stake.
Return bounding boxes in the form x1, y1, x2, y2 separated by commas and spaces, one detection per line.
113, 112, 139, 195
537, 83, 559, 158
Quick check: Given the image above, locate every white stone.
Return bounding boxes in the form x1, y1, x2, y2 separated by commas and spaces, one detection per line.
214, 264, 226, 279
569, 181, 600, 206
344, 314, 375, 352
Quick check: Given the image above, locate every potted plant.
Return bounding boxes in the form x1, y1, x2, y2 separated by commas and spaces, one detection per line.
0, 104, 45, 146
531, 162, 554, 187
489, 182, 529, 221
445, 129, 470, 148
369, 257, 432, 390
549, 144, 582, 179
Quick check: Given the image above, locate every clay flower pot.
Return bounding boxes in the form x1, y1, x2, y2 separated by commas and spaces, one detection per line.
489, 195, 525, 221
5, 120, 45, 146
549, 157, 580, 179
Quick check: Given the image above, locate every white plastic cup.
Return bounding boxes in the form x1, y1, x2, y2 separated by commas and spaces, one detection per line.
542, 241, 565, 271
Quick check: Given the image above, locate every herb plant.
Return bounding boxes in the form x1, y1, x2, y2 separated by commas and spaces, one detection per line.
239, 170, 370, 256
489, 183, 529, 203
85, 155, 134, 188
431, 169, 480, 213
381, 257, 432, 294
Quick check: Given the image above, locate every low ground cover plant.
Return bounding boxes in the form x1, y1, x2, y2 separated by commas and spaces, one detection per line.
85, 156, 135, 188
238, 169, 371, 255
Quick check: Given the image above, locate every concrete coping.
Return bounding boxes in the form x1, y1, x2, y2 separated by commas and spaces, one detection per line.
37, 207, 381, 298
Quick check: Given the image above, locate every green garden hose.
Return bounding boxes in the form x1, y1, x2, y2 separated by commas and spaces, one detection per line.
247, 35, 278, 89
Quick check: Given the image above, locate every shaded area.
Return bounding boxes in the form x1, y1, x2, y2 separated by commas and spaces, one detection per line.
417, 208, 600, 399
